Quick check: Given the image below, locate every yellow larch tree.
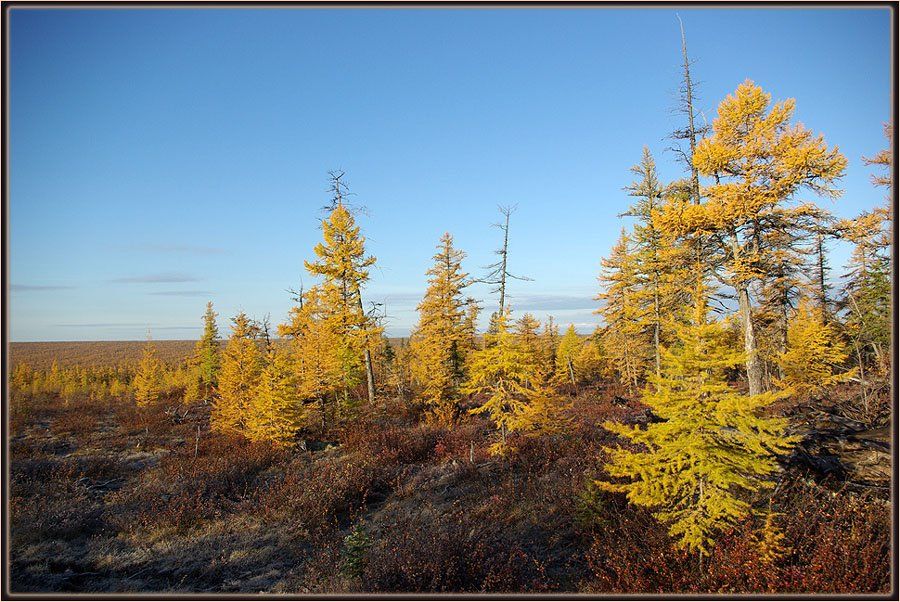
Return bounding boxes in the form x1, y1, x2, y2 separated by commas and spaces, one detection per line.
623, 147, 692, 380
598, 287, 798, 557
465, 308, 565, 453
539, 316, 560, 375
133, 336, 164, 407
596, 230, 650, 393
245, 348, 306, 447
212, 312, 263, 435
514, 312, 543, 381
409, 233, 472, 425
553, 324, 581, 386
655, 80, 847, 395
304, 173, 382, 405
774, 300, 856, 400
279, 287, 344, 432
573, 334, 603, 385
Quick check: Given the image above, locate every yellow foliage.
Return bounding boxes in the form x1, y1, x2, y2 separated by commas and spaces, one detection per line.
553, 325, 581, 385
774, 300, 856, 399
409, 233, 473, 425
279, 287, 345, 429
465, 308, 567, 453
596, 230, 650, 392
245, 349, 306, 447
133, 338, 163, 407
305, 202, 383, 393
598, 291, 798, 556
756, 509, 791, 564
212, 313, 263, 435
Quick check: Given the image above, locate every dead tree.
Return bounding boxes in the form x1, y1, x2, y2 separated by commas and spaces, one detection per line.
479, 204, 532, 317
671, 14, 707, 207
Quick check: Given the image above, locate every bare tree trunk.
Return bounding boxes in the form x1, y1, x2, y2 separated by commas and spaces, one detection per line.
653, 285, 661, 379
363, 348, 376, 404
567, 358, 576, 386
854, 344, 869, 415
498, 210, 510, 313
678, 15, 701, 208
737, 285, 765, 395
816, 233, 828, 316
356, 295, 377, 405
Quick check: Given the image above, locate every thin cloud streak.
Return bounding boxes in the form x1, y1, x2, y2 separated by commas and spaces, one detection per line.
149, 290, 214, 297
12, 284, 76, 291
509, 293, 597, 311
110, 272, 202, 284
55, 323, 145, 328
54, 323, 199, 331
123, 244, 225, 255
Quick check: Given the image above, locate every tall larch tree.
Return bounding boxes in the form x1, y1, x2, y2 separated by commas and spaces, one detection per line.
213, 312, 263, 435
409, 233, 471, 425
599, 287, 798, 558
186, 301, 220, 403
133, 335, 164, 407
623, 147, 692, 379
596, 230, 649, 393
514, 313, 543, 377
656, 80, 847, 395
837, 125, 892, 396
305, 173, 381, 405
539, 316, 560, 375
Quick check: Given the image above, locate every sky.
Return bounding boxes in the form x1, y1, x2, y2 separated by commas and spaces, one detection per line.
8, 7, 893, 341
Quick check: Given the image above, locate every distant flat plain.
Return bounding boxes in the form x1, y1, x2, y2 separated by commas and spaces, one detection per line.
9, 339, 413, 370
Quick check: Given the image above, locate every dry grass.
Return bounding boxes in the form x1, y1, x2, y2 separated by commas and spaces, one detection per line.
8, 381, 892, 594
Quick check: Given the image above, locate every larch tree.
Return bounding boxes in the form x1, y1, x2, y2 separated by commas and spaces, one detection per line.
186, 301, 220, 403
754, 225, 813, 383
655, 80, 847, 395
836, 128, 892, 403
599, 287, 798, 558
573, 334, 603, 384
553, 324, 581, 386
465, 308, 561, 454
514, 313, 543, 379
596, 229, 650, 393
387, 338, 415, 400
133, 335, 164, 407
213, 312, 263, 435
409, 232, 472, 425
539, 316, 560, 375
305, 173, 382, 406
279, 287, 344, 432
622, 147, 692, 380
245, 348, 305, 447
774, 300, 856, 401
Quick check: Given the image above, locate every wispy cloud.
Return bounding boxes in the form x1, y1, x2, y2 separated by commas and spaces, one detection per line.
55, 322, 145, 328
110, 272, 202, 284
376, 292, 424, 306
12, 284, 76, 292
507, 293, 596, 311
122, 244, 225, 255
54, 323, 199, 331
149, 290, 214, 297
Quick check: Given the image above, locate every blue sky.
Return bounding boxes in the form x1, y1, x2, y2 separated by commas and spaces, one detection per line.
9, 7, 892, 341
